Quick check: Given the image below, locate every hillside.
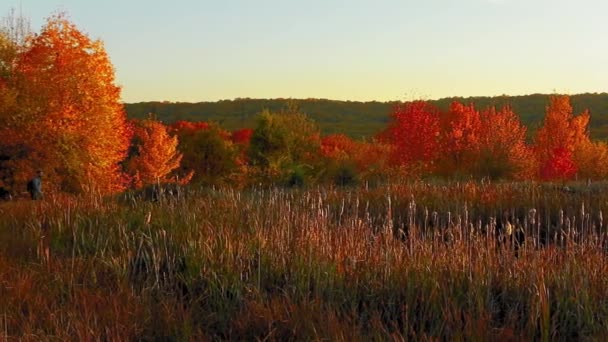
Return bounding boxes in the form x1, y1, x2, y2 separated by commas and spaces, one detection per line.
124, 93, 608, 140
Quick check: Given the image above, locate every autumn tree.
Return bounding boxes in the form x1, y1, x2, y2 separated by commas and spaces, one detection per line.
231, 128, 254, 170
319, 134, 359, 185
573, 140, 608, 180
321, 134, 356, 160
0, 8, 29, 81
125, 118, 183, 189
540, 147, 577, 181
378, 101, 441, 176
170, 120, 210, 132
0, 9, 30, 191
7, 14, 131, 193
231, 128, 254, 146
535, 95, 590, 180
350, 139, 391, 183
172, 122, 240, 186
437, 102, 482, 177
477, 106, 535, 180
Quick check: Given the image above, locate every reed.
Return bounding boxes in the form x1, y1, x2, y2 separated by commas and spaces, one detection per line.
1, 181, 608, 340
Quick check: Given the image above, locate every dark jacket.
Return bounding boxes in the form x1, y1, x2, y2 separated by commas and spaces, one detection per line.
27, 176, 43, 200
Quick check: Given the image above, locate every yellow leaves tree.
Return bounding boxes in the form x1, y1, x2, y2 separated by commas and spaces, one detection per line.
10, 14, 131, 193
125, 118, 183, 189
573, 140, 608, 180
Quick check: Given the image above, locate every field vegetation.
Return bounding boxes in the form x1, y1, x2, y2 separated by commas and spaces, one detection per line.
2, 181, 608, 340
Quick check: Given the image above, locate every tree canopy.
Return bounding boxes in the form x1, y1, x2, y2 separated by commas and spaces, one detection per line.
1, 14, 131, 194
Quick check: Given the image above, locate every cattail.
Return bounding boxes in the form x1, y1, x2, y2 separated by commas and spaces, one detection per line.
464, 202, 469, 230
145, 211, 152, 225
386, 193, 393, 232
505, 221, 513, 236
424, 207, 429, 238
529, 208, 537, 226
408, 195, 416, 228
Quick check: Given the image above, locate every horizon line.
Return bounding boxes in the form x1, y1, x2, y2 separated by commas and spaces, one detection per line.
122, 91, 608, 105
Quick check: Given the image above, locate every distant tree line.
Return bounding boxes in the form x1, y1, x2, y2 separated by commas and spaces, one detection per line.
124, 93, 608, 140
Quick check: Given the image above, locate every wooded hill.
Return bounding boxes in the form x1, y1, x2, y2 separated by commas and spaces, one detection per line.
125, 93, 608, 140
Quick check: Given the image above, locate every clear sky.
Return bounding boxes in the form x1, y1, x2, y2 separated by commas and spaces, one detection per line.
5, 0, 608, 103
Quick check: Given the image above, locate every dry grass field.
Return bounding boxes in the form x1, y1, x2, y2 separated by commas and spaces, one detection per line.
1, 181, 608, 340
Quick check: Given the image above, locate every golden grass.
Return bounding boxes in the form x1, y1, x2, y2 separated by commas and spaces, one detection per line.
1, 181, 608, 340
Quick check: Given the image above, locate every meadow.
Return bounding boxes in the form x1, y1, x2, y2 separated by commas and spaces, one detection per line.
2, 181, 608, 340
4, 9, 608, 341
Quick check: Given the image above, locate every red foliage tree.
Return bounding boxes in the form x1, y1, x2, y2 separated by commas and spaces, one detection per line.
535, 95, 590, 180
231, 128, 254, 146
540, 147, 577, 181
170, 120, 209, 133
378, 101, 441, 175
230, 128, 254, 169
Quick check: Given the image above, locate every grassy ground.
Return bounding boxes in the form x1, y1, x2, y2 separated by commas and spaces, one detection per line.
1, 181, 608, 340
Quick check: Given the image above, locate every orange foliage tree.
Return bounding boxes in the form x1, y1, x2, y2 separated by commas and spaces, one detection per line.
320, 134, 391, 184
0, 13, 33, 191
351, 140, 391, 181
125, 119, 184, 189
437, 102, 482, 177
535, 95, 590, 180
0, 69, 17, 189
573, 140, 608, 180
319, 134, 359, 185
320, 134, 356, 160
10, 14, 130, 193
477, 106, 536, 180
378, 101, 441, 176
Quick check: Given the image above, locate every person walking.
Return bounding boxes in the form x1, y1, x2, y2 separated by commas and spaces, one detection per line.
27, 170, 43, 200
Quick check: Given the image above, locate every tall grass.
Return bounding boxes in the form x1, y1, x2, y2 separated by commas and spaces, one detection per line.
1, 181, 608, 340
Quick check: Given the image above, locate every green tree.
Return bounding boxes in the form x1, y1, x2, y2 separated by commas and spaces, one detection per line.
248, 104, 321, 185
175, 123, 239, 186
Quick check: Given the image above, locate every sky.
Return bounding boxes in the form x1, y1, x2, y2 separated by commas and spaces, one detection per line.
4, 0, 608, 103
